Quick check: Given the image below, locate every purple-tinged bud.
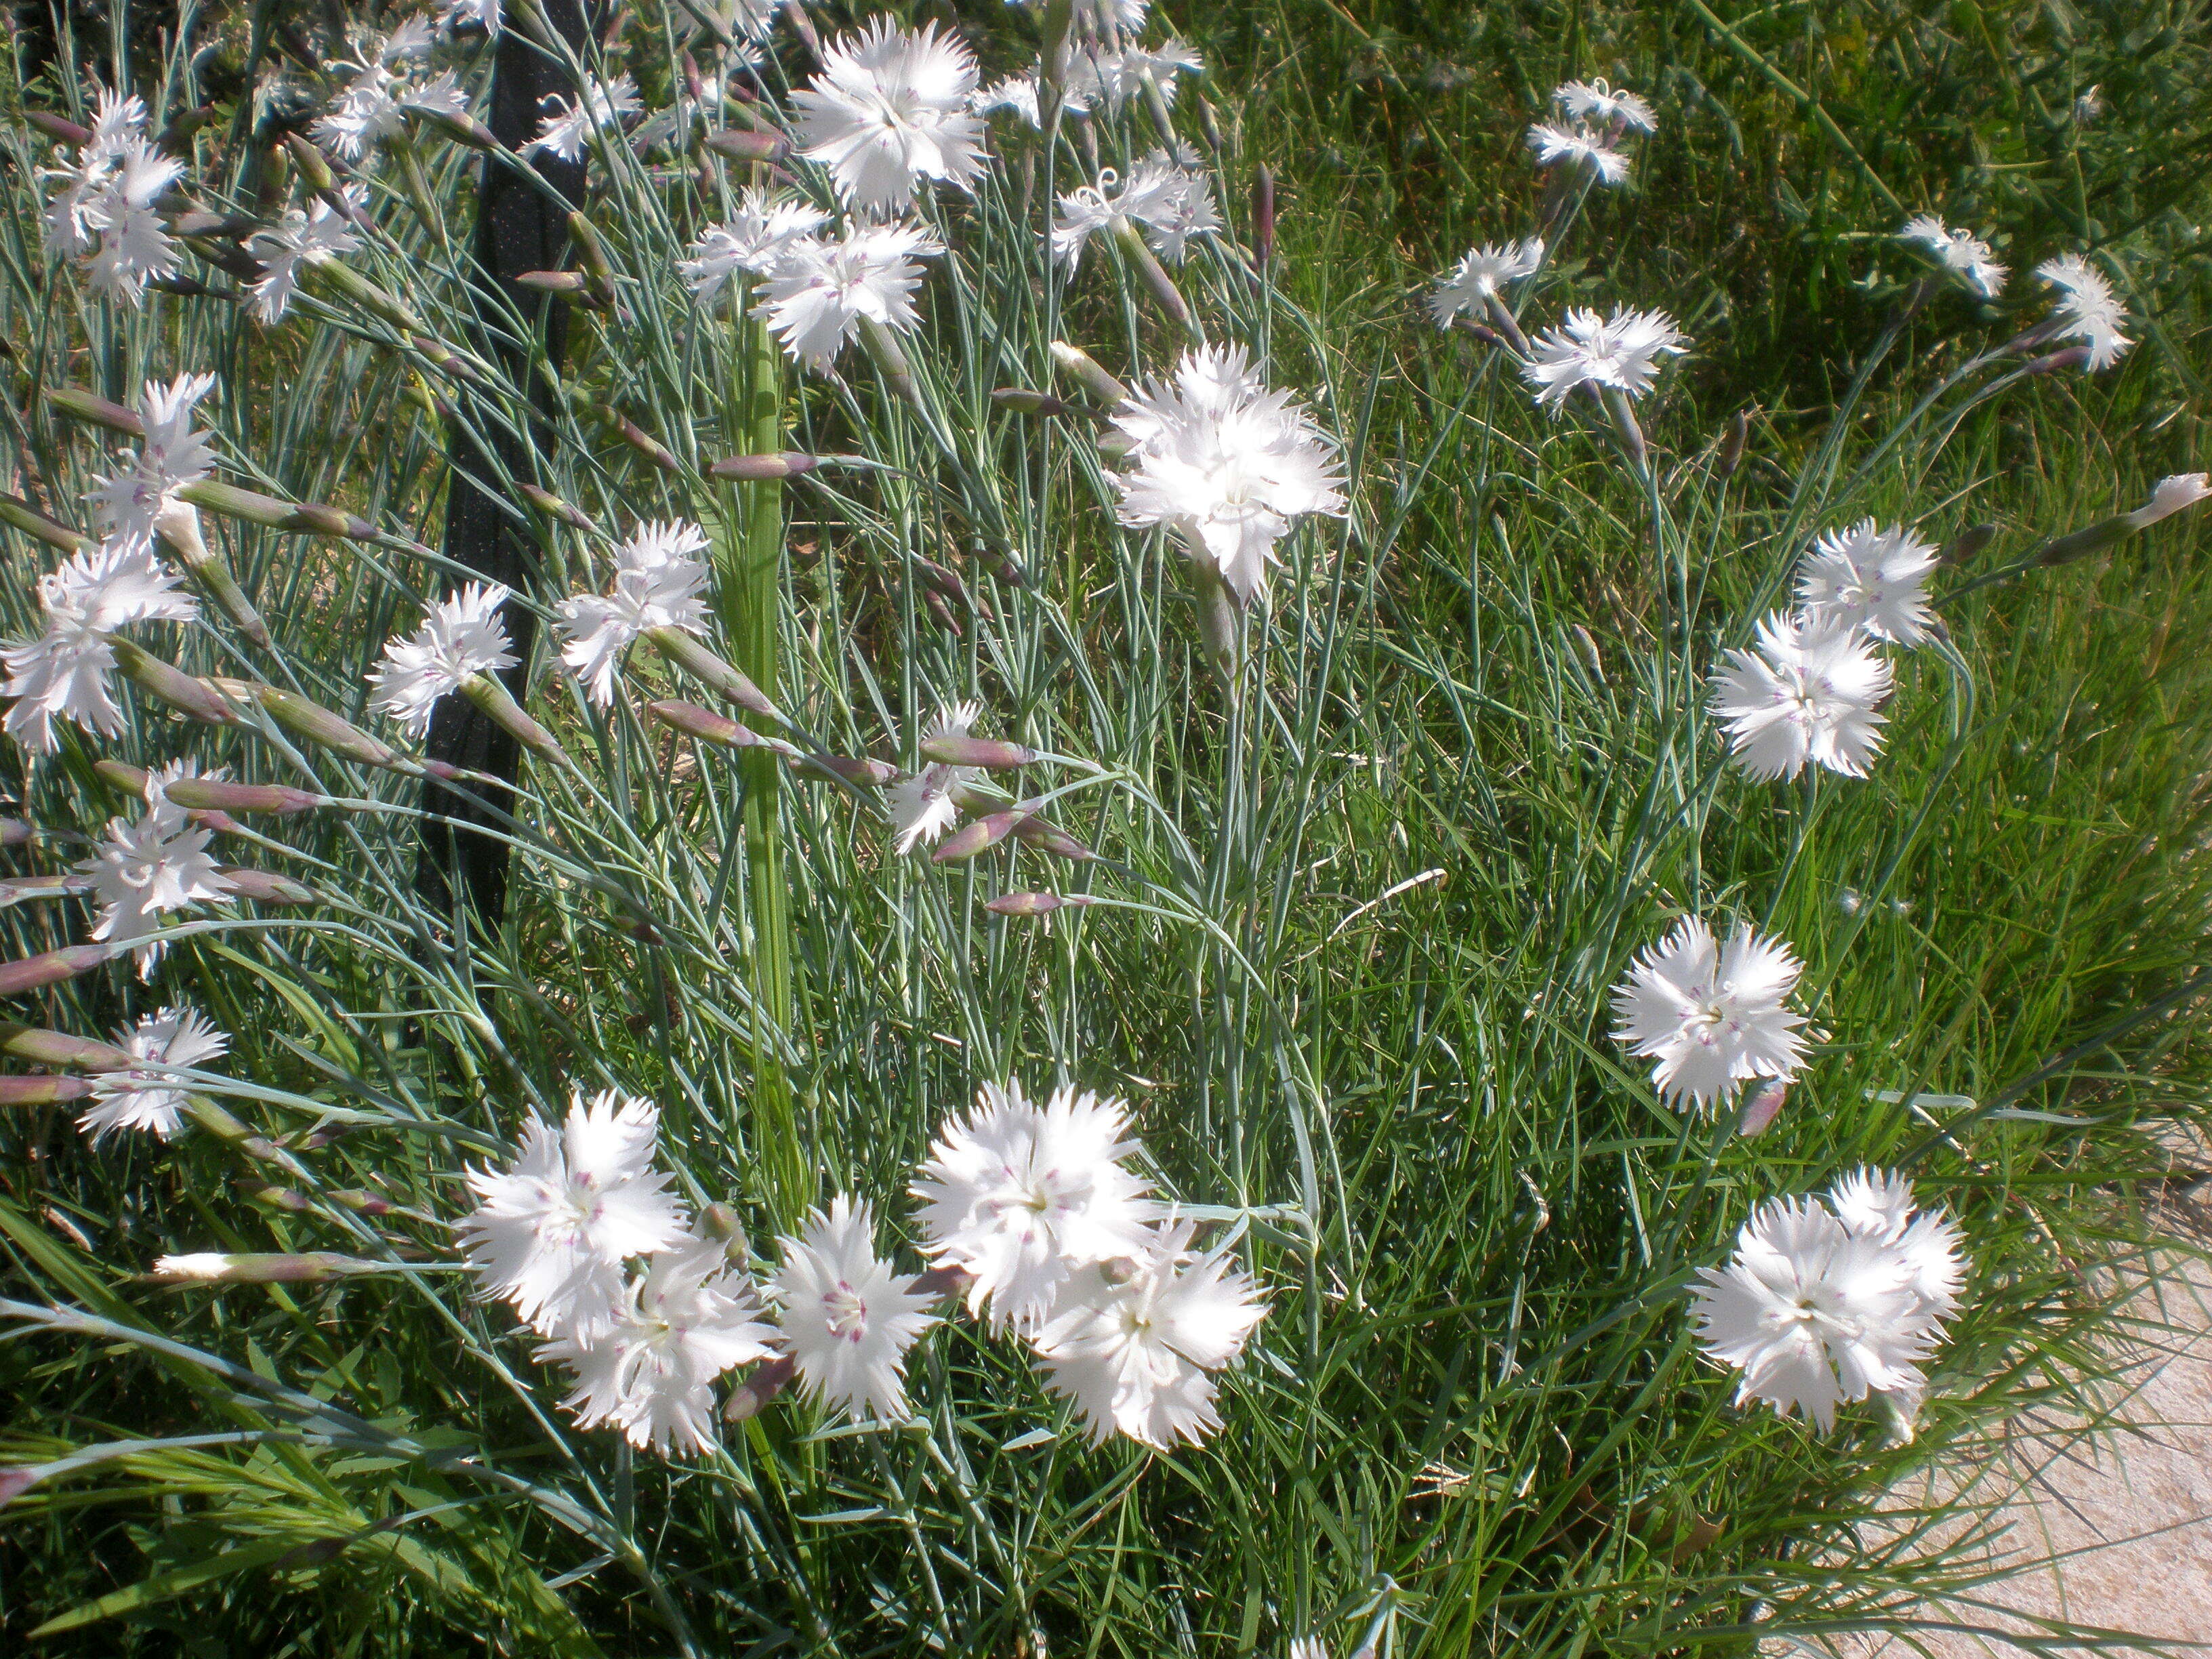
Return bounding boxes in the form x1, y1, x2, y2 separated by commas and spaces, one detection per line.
156, 106, 219, 152
992, 388, 1070, 418
44, 385, 144, 437
1946, 523, 1996, 562
984, 890, 1099, 917
644, 628, 785, 725
176, 479, 371, 539
211, 679, 406, 771
108, 640, 241, 726
0, 493, 91, 554
607, 413, 683, 474
705, 128, 785, 163
920, 734, 1037, 769
0, 1074, 94, 1105
647, 699, 795, 755
1010, 817, 1097, 861
931, 811, 1027, 863
922, 588, 962, 636
0, 1023, 131, 1070
1, 818, 32, 846
516, 269, 590, 296
723, 1354, 797, 1421
1718, 409, 1750, 478
520, 483, 596, 530
154, 501, 272, 648
330, 1189, 394, 1217
217, 867, 319, 905
407, 104, 501, 150
1737, 1078, 1788, 1137
708, 451, 819, 481
0, 946, 110, 999
682, 53, 706, 102
1050, 340, 1130, 406
794, 753, 899, 789
164, 777, 323, 816
0, 874, 91, 904
24, 110, 93, 146
2022, 344, 2092, 377
241, 1182, 312, 1213
1253, 165, 1276, 266
908, 1263, 973, 1300
567, 211, 614, 283
1097, 430, 1140, 464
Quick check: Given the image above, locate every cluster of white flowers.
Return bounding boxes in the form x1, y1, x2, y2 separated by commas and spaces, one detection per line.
1526, 77, 1654, 187
1692, 1169, 1965, 1435
455, 1081, 1265, 1454
37, 90, 183, 304
313, 20, 469, 161
1107, 345, 1349, 602
1898, 214, 2007, 299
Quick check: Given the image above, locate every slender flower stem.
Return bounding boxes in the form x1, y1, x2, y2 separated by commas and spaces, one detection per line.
718, 294, 807, 1229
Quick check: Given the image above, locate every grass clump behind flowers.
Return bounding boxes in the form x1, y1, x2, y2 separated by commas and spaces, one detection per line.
1, 1, 2209, 1654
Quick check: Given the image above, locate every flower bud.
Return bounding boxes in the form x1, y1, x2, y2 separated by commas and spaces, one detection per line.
520, 484, 596, 530
216, 867, 319, 905
0, 1074, 94, 1106
329, 1189, 394, 1217
43, 384, 144, 437
0, 818, 32, 846
722, 1355, 797, 1422
1252, 165, 1276, 266
644, 628, 786, 725
0, 873, 90, 905
1737, 1078, 1788, 1137
1010, 817, 1097, 861
210, 678, 406, 771
991, 388, 1070, 418
1947, 523, 1997, 562
2033, 515, 2137, 568
155, 501, 272, 648
108, 639, 242, 726
24, 109, 93, 146
1050, 340, 1130, 406
163, 777, 323, 815
930, 811, 1027, 863
0, 493, 91, 554
647, 699, 797, 755
240, 1181, 312, 1213
2021, 344, 2092, 377
1112, 218, 1202, 341
708, 451, 820, 481
0, 1022, 131, 1070
516, 269, 590, 296
705, 128, 784, 163
177, 478, 374, 540
606, 411, 683, 474
1718, 409, 1750, 478
919, 734, 1037, 769
0, 945, 110, 998
407, 104, 500, 149
461, 672, 564, 757
984, 890, 1098, 916
907, 1263, 972, 1300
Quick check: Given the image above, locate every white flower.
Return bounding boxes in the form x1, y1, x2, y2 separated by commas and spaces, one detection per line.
792, 19, 985, 213
970, 75, 1041, 126
528, 74, 641, 163
1690, 1195, 1941, 1431
759, 221, 943, 372
1109, 344, 1349, 602
539, 1235, 780, 1456
912, 1081, 1161, 1333
3, 538, 199, 753
248, 188, 363, 322
314, 26, 467, 160
1828, 1167, 1967, 1320
677, 190, 830, 308
77, 1006, 230, 1143
1031, 1221, 1267, 1449
1053, 155, 1222, 270
1427, 237, 1544, 327
39, 88, 146, 258
85, 373, 220, 545
1826, 1166, 1916, 1240
2034, 253, 2132, 371
2125, 472, 2212, 530
1554, 78, 1656, 132
457, 1090, 690, 1339
888, 700, 983, 854
1898, 214, 2007, 299
1610, 917, 1809, 1109
1113, 40, 1206, 108
554, 521, 712, 705
438, 0, 501, 35
1525, 121, 1631, 185
76, 791, 236, 977
1795, 520, 1939, 645
1709, 613, 1893, 781
1521, 307, 1687, 410
83, 140, 184, 304
368, 581, 517, 737
766, 1195, 940, 1422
